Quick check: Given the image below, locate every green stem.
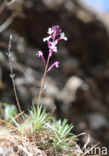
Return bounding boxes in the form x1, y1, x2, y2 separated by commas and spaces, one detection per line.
37, 55, 50, 110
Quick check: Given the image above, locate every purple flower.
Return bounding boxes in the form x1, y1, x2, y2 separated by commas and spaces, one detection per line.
52, 25, 62, 36
47, 61, 60, 72
49, 49, 53, 57
48, 28, 54, 34
60, 32, 67, 41
37, 51, 46, 63
43, 36, 51, 42
43, 26, 67, 58
43, 25, 61, 42
49, 40, 58, 52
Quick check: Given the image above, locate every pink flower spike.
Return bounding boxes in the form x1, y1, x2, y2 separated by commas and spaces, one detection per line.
47, 61, 59, 72
37, 51, 46, 63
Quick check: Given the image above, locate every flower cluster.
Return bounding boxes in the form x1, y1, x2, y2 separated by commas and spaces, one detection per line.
37, 25, 67, 72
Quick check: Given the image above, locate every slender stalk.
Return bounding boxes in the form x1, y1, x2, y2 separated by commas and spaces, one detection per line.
8, 35, 23, 122
11, 76, 22, 115
37, 55, 50, 110
37, 32, 56, 110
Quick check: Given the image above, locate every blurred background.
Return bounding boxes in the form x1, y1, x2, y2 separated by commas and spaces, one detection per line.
0, 0, 109, 151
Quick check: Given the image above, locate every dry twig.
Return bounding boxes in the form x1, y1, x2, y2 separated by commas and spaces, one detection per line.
0, 12, 17, 33
0, 0, 8, 15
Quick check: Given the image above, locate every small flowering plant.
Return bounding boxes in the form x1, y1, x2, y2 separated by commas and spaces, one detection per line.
6, 26, 80, 155
37, 25, 67, 109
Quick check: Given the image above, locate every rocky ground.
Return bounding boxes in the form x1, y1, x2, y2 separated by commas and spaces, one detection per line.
0, 0, 109, 153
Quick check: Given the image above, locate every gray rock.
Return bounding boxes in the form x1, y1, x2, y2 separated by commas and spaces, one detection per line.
88, 113, 108, 130
61, 57, 79, 74
64, 76, 88, 92
60, 76, 88, 102
0, 52, 6, 62
58, 76, 89, 112
45, 83, 59, 98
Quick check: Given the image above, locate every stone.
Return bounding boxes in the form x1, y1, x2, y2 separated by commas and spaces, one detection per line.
45, 83, 59, 98
61, 57, 79, 74
88, 113, 107, 130
63, 76, 89, 92
57, 76, 89, 112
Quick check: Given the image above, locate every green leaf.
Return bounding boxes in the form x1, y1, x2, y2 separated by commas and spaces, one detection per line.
4, 104, 17, 122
